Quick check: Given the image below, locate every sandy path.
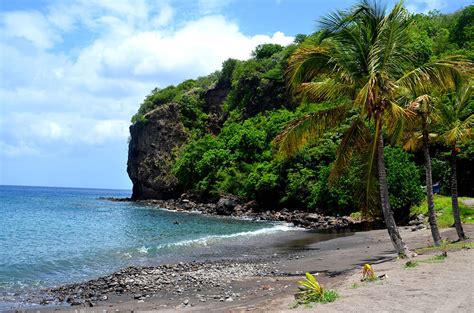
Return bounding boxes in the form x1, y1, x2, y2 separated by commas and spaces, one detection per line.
273, 249, 473, 313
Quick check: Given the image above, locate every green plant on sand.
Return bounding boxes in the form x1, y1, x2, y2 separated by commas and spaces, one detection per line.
415, 241, 474, 254
405, 252, 449, 268
294, 272, 339, 307
405, 260, 419, 268
361, 264, 378, 281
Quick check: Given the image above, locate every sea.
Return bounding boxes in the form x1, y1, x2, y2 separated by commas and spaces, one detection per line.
0, 185, 295, 304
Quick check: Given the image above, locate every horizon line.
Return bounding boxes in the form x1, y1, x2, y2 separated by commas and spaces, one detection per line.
0, 184, 131, 191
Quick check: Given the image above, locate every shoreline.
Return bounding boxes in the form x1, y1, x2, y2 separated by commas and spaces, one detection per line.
3, 226, 352, 311
98, 196, 376, 231
8, 225, 473, 312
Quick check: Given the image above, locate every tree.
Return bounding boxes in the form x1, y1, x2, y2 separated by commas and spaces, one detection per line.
274, 1, 462, 256
437, 82, 473, 240
402, 94, 442, 245
252, 43, 284, 60
451, 5, 474, 49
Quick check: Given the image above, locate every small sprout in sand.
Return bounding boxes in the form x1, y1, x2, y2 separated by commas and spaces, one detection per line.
294, 273, 339, 307
405, 260, 419, 268
362, 264, 377, 281
351, 283, 359, 289
429, 253, 448, 262
415, 241, 473, 254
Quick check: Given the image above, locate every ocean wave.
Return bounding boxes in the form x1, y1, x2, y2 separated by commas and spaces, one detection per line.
137, 246, 149, 254
156, 223, 297, 249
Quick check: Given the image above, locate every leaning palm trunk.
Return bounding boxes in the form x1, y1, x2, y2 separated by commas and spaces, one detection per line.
422, 119, 442, 245
376, 116, 411, 256
450, 145, 466, 240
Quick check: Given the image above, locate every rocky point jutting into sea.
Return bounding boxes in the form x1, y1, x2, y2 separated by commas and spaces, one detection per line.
124, 68, 358, 230
127, 77, 230, 201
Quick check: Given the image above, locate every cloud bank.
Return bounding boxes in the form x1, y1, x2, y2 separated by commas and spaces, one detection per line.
0, 0, 293, 158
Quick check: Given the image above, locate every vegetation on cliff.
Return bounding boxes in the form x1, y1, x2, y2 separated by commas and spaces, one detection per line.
129, 3, 473, 222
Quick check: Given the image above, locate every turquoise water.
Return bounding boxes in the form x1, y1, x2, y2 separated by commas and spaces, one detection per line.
0, 185, 285, 297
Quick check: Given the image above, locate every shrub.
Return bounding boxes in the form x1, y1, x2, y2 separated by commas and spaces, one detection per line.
295, 273, 339, 307
385, 146, 425, 222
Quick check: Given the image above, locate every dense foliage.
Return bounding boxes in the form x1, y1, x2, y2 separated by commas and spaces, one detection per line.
131, 5, 473, 220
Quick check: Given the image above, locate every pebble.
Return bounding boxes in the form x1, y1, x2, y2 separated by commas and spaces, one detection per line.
30, 259, 275, 307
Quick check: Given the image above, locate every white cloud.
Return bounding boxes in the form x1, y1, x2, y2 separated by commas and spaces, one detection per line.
1, 11, 61, 49
0, 0, 293, 158
0, 141, 41, 157
197, 0, 234, 15
96, 15, 293, 78
406, 0, 447, 13
152, 4, 174, 27
5, 113, 129, 145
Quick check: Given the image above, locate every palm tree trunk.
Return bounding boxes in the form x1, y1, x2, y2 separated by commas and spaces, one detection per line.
375, 117, 411, 257
422, 119, 442, 246
450, 144, 466, 240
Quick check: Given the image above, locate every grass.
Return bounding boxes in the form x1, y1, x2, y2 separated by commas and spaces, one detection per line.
302, 289, 339, 304
425, 254, 447, 263
405, 252, 449, 269
415, 241, 473, 254
410, 195, 474, 227
293, 290, 339, 308
293, 272, 339, 308
405, 260, 419, 268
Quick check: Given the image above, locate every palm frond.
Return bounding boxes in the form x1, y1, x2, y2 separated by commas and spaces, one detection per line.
297, 79, 353, 102
397, 60, 466, 93
330, 117, 370, 182
285, 46, 333, 92
387, 100, 416, 120
388, 117, 405, 145
273, 105, 347, 158
455, 83, 473, 117
439, 115, 474, 145
376, 1, 412, 76
402, 131, 423, 151
354, 76, 374, 113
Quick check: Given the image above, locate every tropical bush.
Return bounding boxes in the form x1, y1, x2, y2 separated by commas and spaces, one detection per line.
295, 272, 339, 307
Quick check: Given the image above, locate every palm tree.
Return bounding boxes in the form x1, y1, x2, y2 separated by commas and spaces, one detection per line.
437, 83, 473, 240
402, 94, 442, 246
274, 1, 463, 256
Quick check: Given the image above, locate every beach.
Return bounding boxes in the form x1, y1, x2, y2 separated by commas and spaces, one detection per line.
9, 224, 473, 312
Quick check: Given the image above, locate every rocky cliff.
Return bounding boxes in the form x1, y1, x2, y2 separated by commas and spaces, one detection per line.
127, 103, 187, 200
127, 81, 231, 200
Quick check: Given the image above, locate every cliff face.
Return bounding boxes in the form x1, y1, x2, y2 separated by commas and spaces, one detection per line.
203, 83, 230, 134
127, 103, 187, 200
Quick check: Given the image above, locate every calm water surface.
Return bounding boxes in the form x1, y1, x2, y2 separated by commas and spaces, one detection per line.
0, 185, 288, 297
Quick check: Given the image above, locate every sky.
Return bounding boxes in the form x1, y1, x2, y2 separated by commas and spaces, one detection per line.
0, 0, 471, 190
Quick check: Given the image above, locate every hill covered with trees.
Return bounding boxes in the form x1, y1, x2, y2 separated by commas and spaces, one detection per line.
127, 5, 473, 223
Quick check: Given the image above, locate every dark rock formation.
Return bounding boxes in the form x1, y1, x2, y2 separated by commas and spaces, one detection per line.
127, 103, 187, 200
137, 195, 361, 231
203, 83, 230, 134
127, 80, 232, 200
204, 83, 229, 116
216, 195, 238, 215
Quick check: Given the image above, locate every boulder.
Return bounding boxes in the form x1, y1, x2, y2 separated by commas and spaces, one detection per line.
216, 197, 237, 215
306, 213, 320, 222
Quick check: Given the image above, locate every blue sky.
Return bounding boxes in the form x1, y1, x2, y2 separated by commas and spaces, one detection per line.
0, 0, 470, 190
